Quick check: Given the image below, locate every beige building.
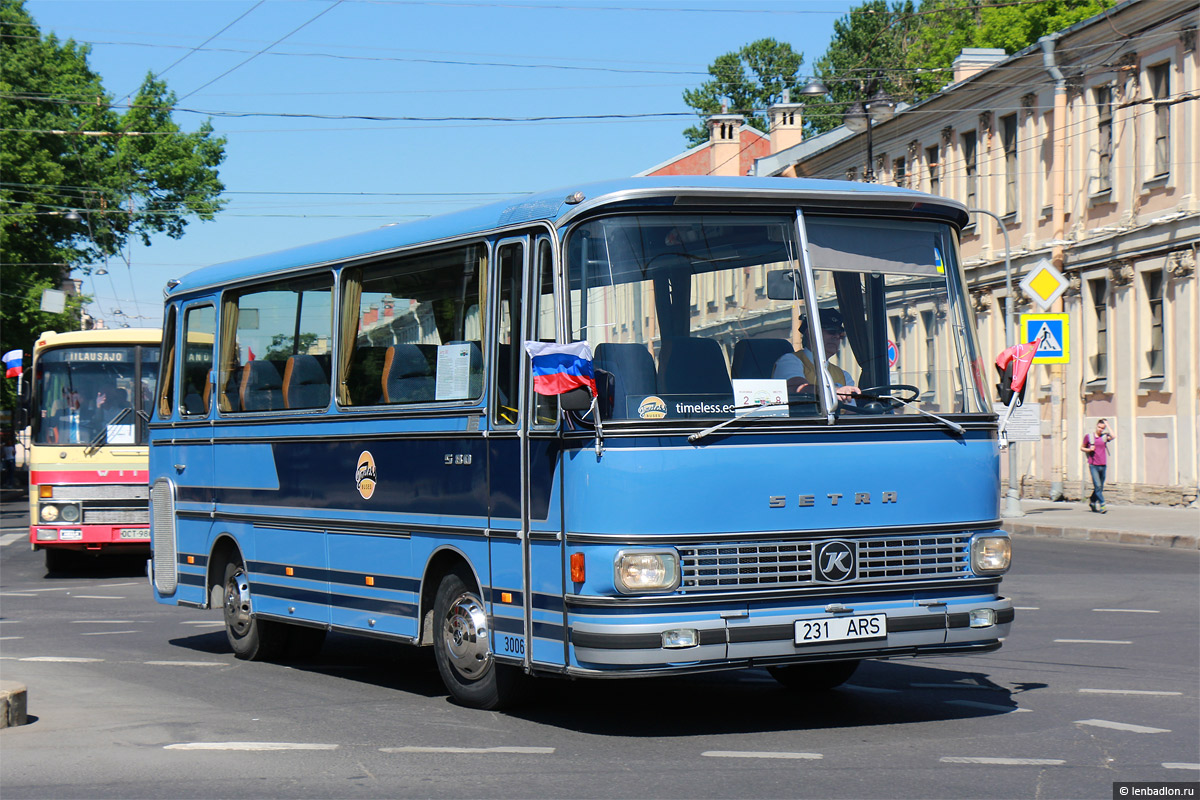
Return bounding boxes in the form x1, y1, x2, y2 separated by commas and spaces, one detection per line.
753, 0, 1198, 506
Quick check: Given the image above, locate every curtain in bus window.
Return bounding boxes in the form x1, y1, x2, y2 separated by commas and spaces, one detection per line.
217, 296, 239, 412
337, 269, 362, 406
157, 309, 176, 419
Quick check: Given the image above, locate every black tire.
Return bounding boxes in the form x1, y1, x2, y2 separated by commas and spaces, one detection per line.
767, 660, 861, 690
431, 568, 524, 709
222, 559, 287, 661
44, 548, 71, 574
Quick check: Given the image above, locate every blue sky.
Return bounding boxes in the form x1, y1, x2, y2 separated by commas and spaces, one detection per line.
25, 0, 855, 327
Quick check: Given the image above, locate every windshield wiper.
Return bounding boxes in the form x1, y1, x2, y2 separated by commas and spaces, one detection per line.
84, 406, 131, 455
854, 391, 965, 435
688, 400, 812, 444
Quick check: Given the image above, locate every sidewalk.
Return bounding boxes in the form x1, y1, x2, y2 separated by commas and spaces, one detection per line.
1004, 498, 1200, 549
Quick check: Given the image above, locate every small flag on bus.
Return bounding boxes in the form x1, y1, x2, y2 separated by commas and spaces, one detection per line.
524, 341, 597, 398
3, 349, 22, 379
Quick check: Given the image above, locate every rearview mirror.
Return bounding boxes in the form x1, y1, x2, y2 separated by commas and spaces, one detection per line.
766, 269, 803, 301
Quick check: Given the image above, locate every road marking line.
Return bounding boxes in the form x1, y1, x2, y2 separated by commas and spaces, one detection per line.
71, 620, 134, 624
1075, 719, 1170, 734
165, 742, 339, 751
1091, 608, 1159, 613
19, 656, 103, 662
380, 746, 555, 755
1054, 639, 1131, 645
79, 630, 137, 636
1163, 763, 1200, 770
945, 700, 1031, 713
72, 595, 126, 600
180, 621, 225, 627
0, 593, 36, 598
0, 636, 23, 641
1014, 606, 1039, 611
941, 757, 1064, 766
144, 661, 228, 667
0, 533, 24, 546
702, 751, 823, 760
1080, 689, 1182, 696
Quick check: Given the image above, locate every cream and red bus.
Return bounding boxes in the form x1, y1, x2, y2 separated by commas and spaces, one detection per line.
24, 328, 160, 571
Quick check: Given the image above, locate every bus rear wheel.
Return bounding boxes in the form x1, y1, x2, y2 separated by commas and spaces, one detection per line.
767, 660, 861, 690
222, 560, 286, 661
432, 568, 523, 709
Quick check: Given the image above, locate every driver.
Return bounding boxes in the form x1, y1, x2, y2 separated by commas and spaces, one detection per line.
771, 308, 861, 402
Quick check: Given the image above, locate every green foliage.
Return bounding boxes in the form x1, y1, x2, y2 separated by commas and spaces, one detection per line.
805, 0, 915, 137
681, 38, 805, 147
264, 333, 319, 362
0, 0, 226, 413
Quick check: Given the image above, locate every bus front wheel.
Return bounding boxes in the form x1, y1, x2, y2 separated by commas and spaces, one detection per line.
767, 660, 860, 690
222, 560, 286, 661
432, 568, 523, 709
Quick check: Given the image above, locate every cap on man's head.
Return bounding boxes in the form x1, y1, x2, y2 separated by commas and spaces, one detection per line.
801, 308, 844, 333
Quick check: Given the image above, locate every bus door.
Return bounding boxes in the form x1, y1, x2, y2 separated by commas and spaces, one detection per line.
487, 233, 565, 671
165, 303, 217, 604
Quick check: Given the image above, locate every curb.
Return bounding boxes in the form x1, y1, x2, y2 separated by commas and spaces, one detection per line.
1006, 522, 1200, 549
0, 681, 28, 728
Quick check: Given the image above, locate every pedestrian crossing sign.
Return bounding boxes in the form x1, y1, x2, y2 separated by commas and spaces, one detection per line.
1020, 313, 1070, 363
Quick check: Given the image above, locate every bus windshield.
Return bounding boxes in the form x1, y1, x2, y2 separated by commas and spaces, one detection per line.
566, 212, 986, 421
32, 344, 159, 446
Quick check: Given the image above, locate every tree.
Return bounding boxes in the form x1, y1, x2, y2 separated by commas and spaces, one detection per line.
804, 0, 916, 137
0, 0, 226, 412
681, 38, 805, 147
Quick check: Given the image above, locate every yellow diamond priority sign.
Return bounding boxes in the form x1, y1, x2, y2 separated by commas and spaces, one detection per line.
1019, 258, 1068, 311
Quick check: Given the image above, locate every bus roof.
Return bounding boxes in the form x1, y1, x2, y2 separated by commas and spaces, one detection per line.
167, 176, 968, 298
35, 328, 163, 351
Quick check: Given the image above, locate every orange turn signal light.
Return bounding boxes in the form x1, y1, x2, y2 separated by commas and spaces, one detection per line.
570, 552, 585, 583
500, 592, 513, 604
365, 576, 375, 586
285, 567, 294, 576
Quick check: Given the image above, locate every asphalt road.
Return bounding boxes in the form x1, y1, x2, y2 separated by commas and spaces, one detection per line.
1, 498, 1197, 800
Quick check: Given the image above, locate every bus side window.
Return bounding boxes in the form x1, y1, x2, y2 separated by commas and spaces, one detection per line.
340, 243, 485, 406
181, 305, 215, 417
157, 307, 177, 419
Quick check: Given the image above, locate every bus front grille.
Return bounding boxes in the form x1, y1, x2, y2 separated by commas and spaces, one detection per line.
678, 533, 971, 591
150, 478, 178, 596
48, 484, 150, 501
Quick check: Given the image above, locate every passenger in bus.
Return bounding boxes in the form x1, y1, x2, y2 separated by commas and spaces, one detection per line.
771, 308, 861, 402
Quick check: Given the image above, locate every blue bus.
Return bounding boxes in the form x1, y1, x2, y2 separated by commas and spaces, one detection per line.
149, 177, 1013, 709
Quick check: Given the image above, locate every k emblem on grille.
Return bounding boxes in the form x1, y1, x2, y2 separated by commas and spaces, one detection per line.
815, 540, 856, 582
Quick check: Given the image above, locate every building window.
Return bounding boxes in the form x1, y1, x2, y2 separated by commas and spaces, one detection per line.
1148, 62, 1170, 177
926, 145, 940, 195
894, 156, 907, 188
1088, 277, 1108, 382
1144, 269, 1164, 377
961, 131, 978, 210
1095, 85, 1113, 192
1001, 114, 1018, 215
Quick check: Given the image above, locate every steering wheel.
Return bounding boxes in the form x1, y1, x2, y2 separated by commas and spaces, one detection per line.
840, 384, 920, 415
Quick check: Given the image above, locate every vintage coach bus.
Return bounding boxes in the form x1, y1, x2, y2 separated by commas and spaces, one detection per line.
148, 177, 1013, 708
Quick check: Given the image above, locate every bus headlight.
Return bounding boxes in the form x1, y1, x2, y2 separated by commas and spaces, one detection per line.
971, 535, 1012, 574
40, 504, 59, 522
614, 550, 680, 594
59, 503, 81, 523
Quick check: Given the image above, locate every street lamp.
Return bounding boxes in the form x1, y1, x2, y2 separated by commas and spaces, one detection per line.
799, 75, 896, 182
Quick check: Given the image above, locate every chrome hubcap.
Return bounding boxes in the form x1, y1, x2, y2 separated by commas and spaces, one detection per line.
442, 591, 491, 679
224, 568, 252, 637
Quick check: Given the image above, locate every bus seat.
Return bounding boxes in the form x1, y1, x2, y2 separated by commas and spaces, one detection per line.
383, 344, 435, 403
347, 346, 388, 405
657, 337, 733, 397
594, 343, 656, 417
240, 360, 283, 411
283, 354, 329, 409
731, 338, 793, 380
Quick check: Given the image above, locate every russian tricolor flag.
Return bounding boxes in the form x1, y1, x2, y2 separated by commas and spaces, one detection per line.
3, 349, 22, 379
524, 341, 597, 397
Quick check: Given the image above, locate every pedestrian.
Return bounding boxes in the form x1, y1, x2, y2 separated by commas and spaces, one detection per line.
1081, 419, 1114, 513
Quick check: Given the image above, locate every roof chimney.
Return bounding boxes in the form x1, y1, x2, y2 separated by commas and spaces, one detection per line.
768, 89, 804, 154
952, 48, 1007, 83
707, 110, 745, 176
